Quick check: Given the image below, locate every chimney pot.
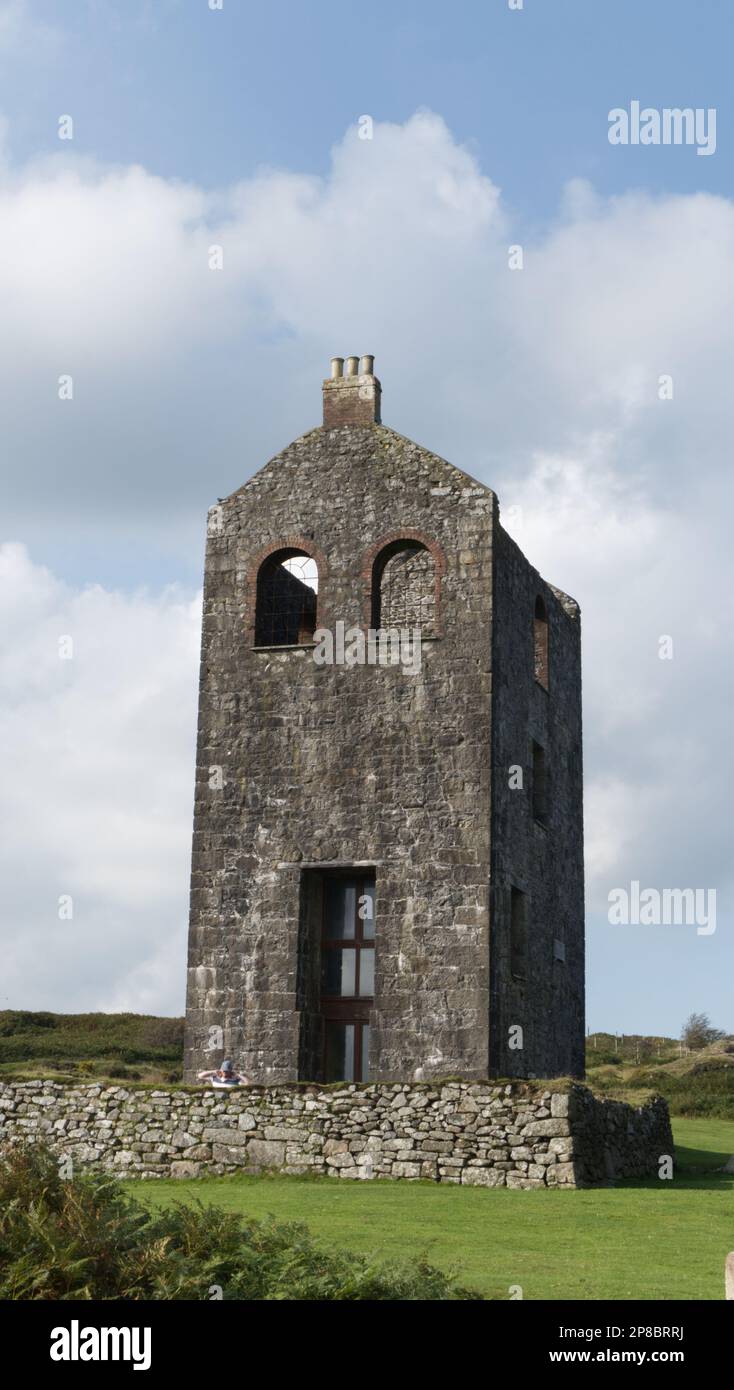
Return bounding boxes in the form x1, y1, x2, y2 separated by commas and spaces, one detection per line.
322, 355, 381, 428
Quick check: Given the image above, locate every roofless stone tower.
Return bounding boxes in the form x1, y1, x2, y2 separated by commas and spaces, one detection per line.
184, 357, 585, 1084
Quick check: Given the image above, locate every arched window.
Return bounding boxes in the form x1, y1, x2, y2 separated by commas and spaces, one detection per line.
371, 539, 435, 632
533, 595, 549, 689
254, 549, 318, 647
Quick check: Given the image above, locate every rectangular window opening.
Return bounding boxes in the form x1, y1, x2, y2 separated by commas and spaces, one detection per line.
300, 869, 375, 1084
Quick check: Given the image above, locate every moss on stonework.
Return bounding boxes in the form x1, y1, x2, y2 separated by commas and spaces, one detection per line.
0, 1073, 577, 1097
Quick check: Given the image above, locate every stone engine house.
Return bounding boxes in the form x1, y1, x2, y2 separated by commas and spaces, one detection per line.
184, 356, 585, 1085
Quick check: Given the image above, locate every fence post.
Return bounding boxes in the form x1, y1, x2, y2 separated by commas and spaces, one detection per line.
726, 1252, 734, 1300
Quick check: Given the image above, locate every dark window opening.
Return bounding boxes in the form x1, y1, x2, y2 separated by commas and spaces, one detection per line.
510, 887, 527, 981
320, 873, 375, 1082
372, 540, 435, 633
532, 740, 547, 825
534, 595, 549, 689
254, 550, 318, 647
324, 1021, 371, 1085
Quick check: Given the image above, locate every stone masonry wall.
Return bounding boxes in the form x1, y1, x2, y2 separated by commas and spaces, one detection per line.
185, 422, 497, 1083
489, 519, 585, 1080
0, 1080, 672, 1188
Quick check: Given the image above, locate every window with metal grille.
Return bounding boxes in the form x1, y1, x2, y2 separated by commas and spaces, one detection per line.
254, 550, 318, 647
372, 540, 435, 632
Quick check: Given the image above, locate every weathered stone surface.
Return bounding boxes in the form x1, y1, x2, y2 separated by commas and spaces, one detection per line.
171, 1161, 201, 1179
549, 1161, 577, 1186
548, 1137, 576, 1155
212, 1144, 250, 1165
462, 1167, 506, 1187
112, 1149, 136, 1167
246, 1138, 286, 1168
323, 1138, 349, 1156
202, 1127, 248, 1145
0, 1080, 672, 1187
171, 1130, 197, 1149
391, 1161, 421, 1179
522, 1119, 570, 1139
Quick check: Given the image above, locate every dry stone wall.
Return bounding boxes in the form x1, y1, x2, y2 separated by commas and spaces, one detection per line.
0, 1080, 672, 1188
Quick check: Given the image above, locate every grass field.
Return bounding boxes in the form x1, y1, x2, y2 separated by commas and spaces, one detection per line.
0, 1011, 183, 1085
129, 1117, 734, 1301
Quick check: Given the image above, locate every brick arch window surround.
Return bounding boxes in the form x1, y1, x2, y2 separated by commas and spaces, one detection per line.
364, 530, 445, 636
534, 595, 549, 689
248, 538, 327, 648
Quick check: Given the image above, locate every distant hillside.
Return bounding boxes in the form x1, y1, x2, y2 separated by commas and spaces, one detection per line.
0, 1011, 184, 1085
2, 1015, 732, 1115
586, 1032, 734, 1119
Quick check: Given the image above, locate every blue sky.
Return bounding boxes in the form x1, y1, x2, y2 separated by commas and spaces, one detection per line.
0, 0, 731, 1041
5, 0, 733, 220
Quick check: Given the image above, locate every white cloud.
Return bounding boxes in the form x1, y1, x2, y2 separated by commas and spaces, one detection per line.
0, 543, 200, 1013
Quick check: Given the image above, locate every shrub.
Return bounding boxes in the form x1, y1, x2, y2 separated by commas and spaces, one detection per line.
681, 1012, 725, 1051
0, 1011, 57, 1037
622, 1062, 734, 1120
0, 1142, 483, 1301
0, 1011, 184, 1069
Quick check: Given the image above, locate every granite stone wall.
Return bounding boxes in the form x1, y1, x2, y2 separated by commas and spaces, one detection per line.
489, 520, 585, 1080
0, 1080, 672, 1188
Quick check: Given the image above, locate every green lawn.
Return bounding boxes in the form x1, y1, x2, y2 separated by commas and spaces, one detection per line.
130, 1118, 734, 1301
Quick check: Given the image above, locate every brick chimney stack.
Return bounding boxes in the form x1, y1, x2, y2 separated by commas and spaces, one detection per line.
322, 354, 381, 428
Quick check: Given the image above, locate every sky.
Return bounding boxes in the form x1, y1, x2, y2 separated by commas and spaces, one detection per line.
0, 0, 731, 1038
